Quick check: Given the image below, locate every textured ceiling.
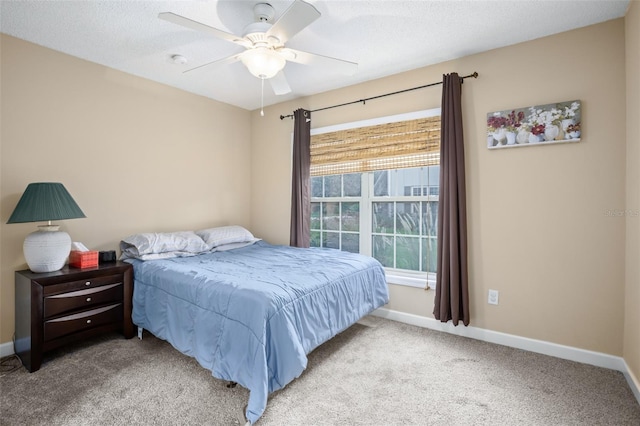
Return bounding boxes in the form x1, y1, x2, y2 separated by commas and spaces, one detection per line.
0, 0, 630, 111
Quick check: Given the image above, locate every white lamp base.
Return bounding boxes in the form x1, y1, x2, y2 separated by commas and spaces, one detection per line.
23, 225, 71, 273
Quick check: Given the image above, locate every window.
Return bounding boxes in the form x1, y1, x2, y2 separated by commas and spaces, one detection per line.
309, 110, 441, 288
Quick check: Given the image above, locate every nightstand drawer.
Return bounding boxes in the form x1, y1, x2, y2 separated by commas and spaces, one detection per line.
43, 274, 122, 296
44, 303, 123, 342
44, 283, 123, 318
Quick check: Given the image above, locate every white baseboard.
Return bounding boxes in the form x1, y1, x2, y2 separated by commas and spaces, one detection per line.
624, 360, 640, 404
0, 340, 14, 358
371, 307, 640, 405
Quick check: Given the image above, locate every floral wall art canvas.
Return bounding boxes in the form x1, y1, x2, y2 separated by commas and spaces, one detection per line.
487, 100, 581, 149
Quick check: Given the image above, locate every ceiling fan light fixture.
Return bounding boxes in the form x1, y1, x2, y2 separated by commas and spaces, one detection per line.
240, 47, 285, 79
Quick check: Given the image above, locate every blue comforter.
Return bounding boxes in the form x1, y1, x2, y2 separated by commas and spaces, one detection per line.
128, 241, 388, 424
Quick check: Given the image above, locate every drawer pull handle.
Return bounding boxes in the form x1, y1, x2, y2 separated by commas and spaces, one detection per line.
85, 281, 91, 286
86, 319, 92, 324
86, 297, 92, 302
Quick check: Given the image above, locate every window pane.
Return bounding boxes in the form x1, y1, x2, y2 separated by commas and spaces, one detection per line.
396, 236, 420, 271
323, 231, 340, 249
311, 231, 321, 248
422, 201, 438, 237
342, 202, 359, 232
396, 202, 419, 235
372, 235, 394, 267
428, 237, 437, 273
392, 168, 422, 197
311, 176, 323, 198
428, 165, 440, 187
422, 237, 437, 273
324, 175, 341, 197
342, 233, 359, 253
311, 203, 321, 230
428, 165, 440, 196
343, 173, 361, 197
374, 171, 389, 196
373, 202, 394, 234
323, 202, 340, 231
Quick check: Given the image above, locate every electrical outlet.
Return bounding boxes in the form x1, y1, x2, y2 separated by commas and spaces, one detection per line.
488, 289, 499, 305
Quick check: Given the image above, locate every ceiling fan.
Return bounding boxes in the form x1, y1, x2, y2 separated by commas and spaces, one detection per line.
159, 0, 357, 96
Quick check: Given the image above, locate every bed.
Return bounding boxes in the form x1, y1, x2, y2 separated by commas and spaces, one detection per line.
120, 226, 389, 424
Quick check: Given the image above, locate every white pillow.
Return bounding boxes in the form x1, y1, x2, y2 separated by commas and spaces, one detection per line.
120, 231, 209, 260
195, 225, 259, 250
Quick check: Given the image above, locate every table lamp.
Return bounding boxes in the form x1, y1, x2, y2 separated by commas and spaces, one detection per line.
7, 182, 86, 273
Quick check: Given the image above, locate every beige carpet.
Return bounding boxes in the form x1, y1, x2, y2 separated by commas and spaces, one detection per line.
1, 316, 639, 425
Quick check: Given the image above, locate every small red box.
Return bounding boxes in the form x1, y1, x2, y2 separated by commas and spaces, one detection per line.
69, 251, 99, 269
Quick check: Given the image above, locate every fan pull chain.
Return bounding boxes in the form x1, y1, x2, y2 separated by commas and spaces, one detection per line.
260, 77, 265, 117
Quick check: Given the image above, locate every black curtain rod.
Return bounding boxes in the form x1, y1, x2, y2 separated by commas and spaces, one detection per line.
279, 72, 478, 120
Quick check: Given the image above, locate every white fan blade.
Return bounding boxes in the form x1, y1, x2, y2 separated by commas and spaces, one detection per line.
266, 0, 320, 45
183, 54, 242, 74
158, 12, 251, 48
282, 48, 358, 75
269, 71, 292, 95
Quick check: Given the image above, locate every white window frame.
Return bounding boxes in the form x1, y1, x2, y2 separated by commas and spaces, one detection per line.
310, 108, 441, 290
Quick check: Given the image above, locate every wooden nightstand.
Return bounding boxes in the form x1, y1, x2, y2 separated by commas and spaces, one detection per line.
14, 261, 134, 372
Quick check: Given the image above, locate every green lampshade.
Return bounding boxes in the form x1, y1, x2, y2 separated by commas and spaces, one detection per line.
7, 182, 86, 224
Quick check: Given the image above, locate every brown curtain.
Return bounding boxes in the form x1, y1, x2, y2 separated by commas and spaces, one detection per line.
434, 73, 470, 326
290, 109, 311, 248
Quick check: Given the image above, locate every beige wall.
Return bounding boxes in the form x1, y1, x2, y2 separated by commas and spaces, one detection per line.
251, 19, 628, 357
625, 0, 640, 386
0, 35, 252, 343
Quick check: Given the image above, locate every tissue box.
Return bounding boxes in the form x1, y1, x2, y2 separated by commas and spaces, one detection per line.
69, 251, 99, 269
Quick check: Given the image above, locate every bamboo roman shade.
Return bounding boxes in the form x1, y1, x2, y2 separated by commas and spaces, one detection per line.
310, 116, 441, 176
